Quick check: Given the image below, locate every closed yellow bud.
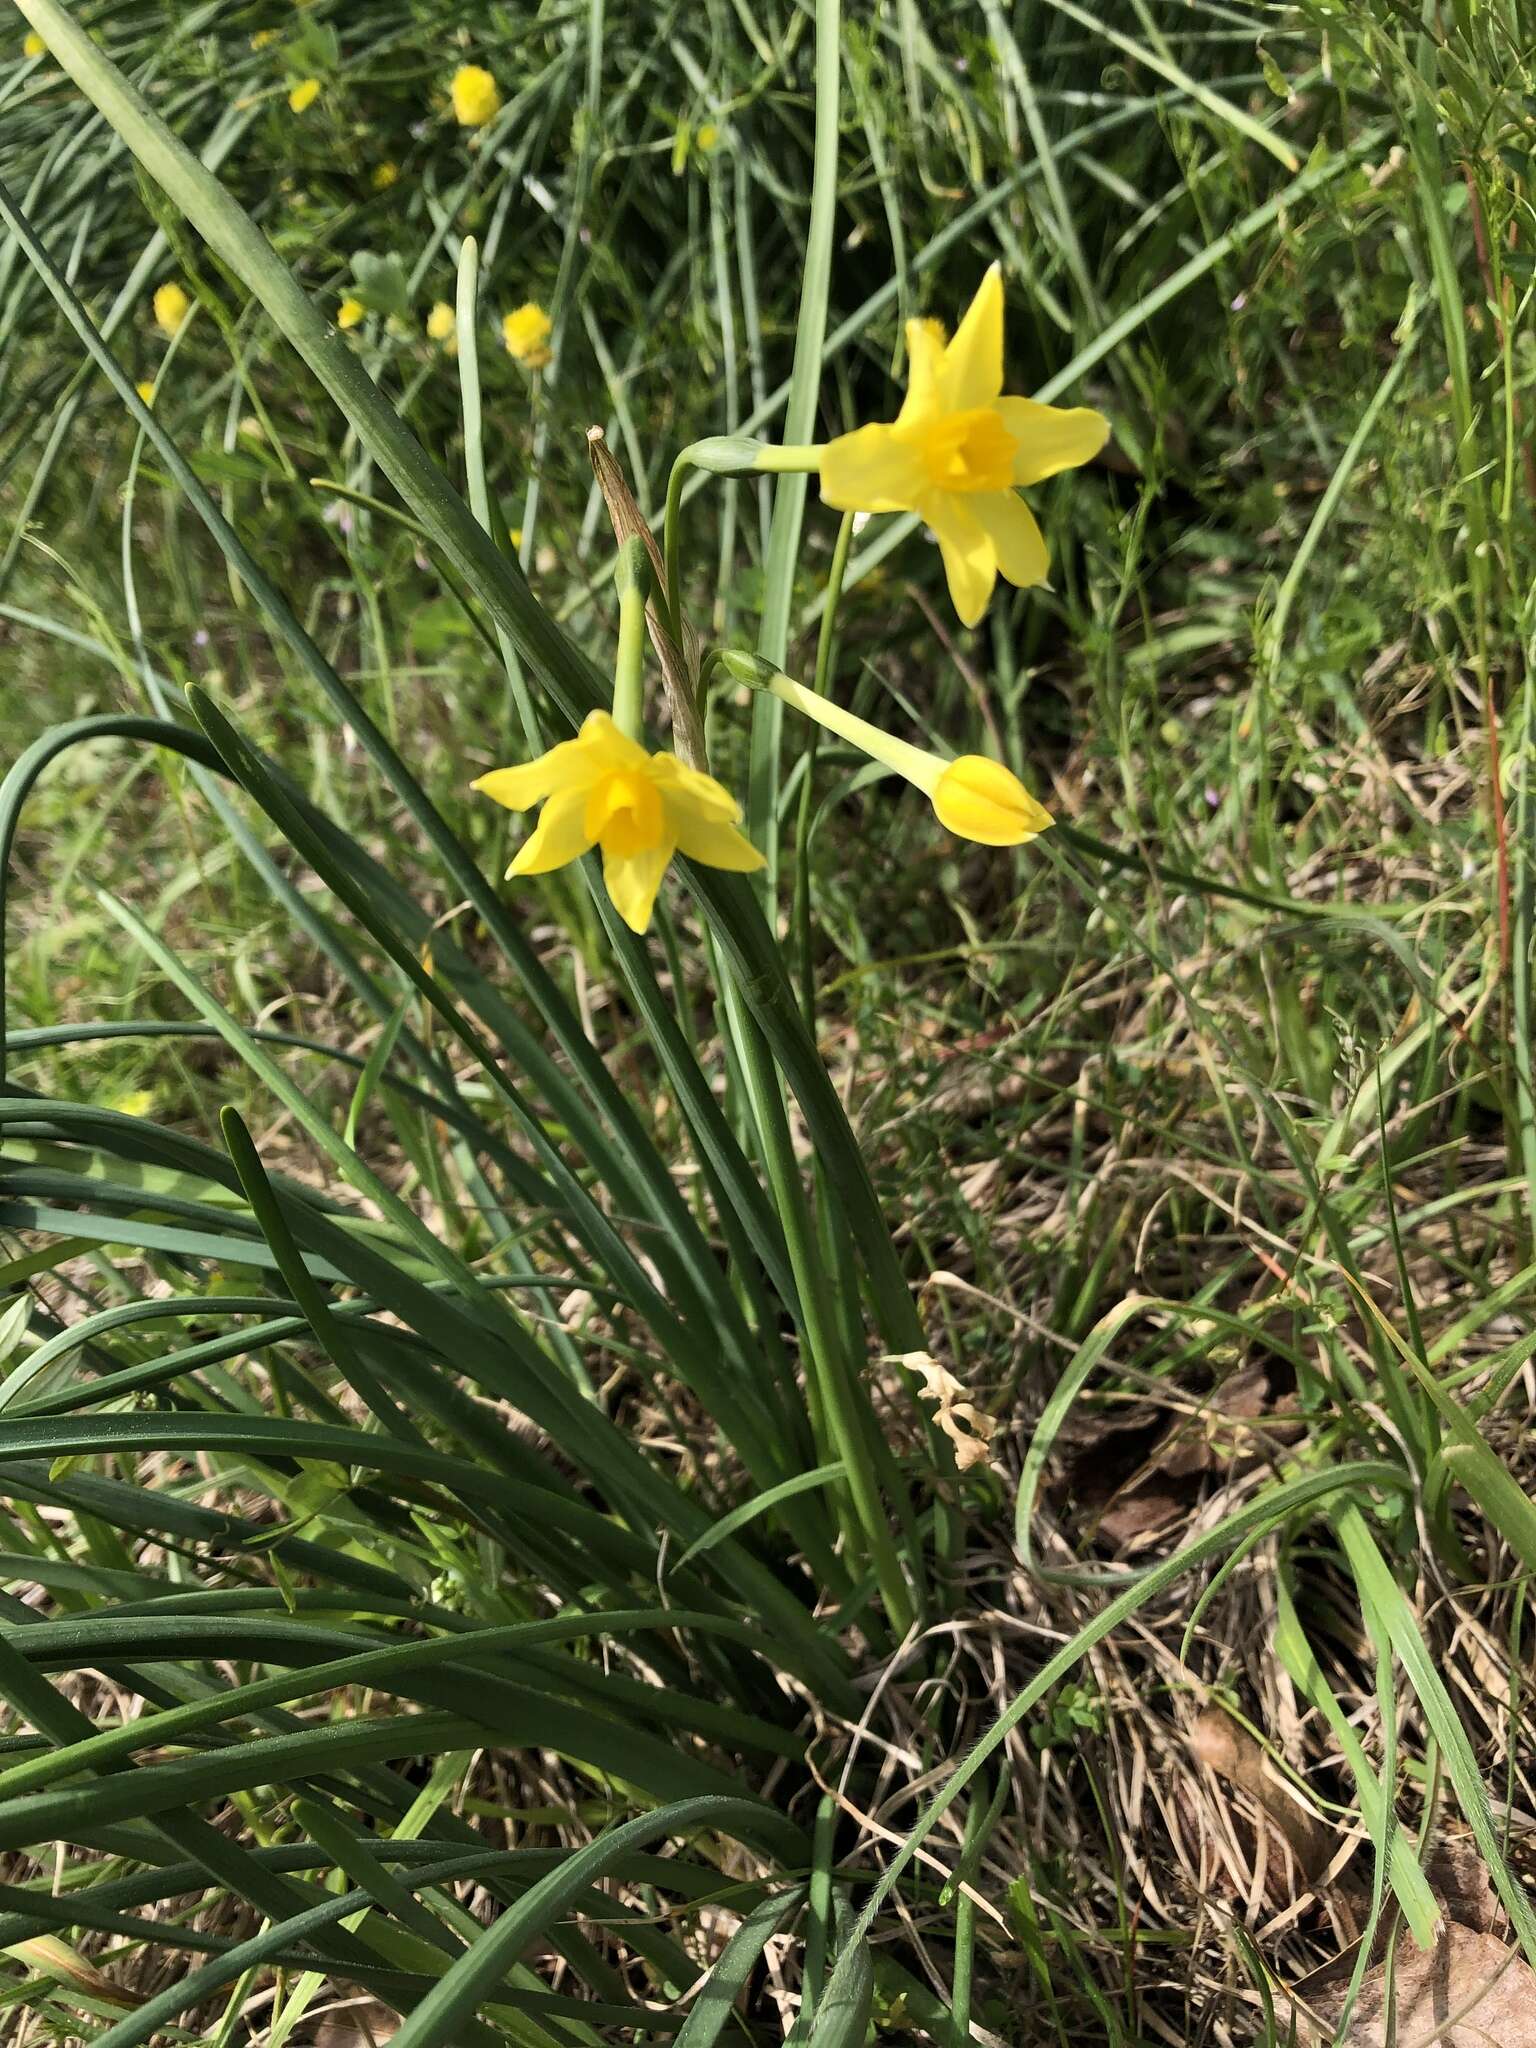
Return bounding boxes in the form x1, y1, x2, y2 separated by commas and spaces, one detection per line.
288, 76, 321, 113
930, 755, 1052, 845
337, 297, 365, 330
371, 160, 399, 189
24, 30, 45, 57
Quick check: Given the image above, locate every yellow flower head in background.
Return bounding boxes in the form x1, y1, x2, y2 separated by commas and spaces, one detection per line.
502, 302, 552, 369
473, 710, 763, 934
23, 30, 45, 57
153, 282, 190, 336
371, 160, 399, 189
819, 264, 1108, 627
425, 300, 456, 342
337, 296, 365, 330
696, 121, 721, 152
250, 28, 277, 49
451, 63, 500, 128
288, 76, 321, 113
135, 380, 156, 407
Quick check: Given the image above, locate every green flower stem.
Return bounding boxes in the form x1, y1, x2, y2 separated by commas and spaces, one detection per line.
795, 510, 855, 1035
659, 438, 824, 654
611, 539, 651, 741
456, 236, 543, 755
661, 452, 690, 656
766, 673, 946, 795
753, 444, 823, 472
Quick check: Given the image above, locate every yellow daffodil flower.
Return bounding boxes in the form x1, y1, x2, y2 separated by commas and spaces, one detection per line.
729, 659, 1052, 845
425, 300, 456, 342
135, 380, 156, 406
23, 30, 45, 57
153, 282, 190, 336
337, 296, 365, 330
473, 710, 763, 933
818, 264, 1108, 627
451, 63, 500, 127
502, 302, 552, 369
371, 161, 399, 189
289, 77, 321, 113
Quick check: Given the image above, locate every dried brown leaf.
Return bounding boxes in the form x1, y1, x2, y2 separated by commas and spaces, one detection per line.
1188, 1705, 1332, 1885
1299, 1925, 1536, 2046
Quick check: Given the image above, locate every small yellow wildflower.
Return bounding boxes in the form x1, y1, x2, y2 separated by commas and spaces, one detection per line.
818, 264, 1108, 627
153, 282, 190, 336
451, 63, 500, 128
473, 710, 763, 934
135, 381, 156, 407
371, 161, 399, 189
509, 526, 524, 550
696, 121, 721, 152
23, 30, 45, 57
288, 76, 321, 113
426, 300, 456, 342
337, 296, 365, 330
502, 302, 552, 369
250, 27, 277, 49
109, 1088, 156, 1119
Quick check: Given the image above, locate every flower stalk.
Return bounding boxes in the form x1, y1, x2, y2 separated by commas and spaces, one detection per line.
611, 538, 652, 742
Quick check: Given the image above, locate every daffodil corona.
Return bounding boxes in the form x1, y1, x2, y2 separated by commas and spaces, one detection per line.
817, 265, 1107, 627
473, 711, 763, 934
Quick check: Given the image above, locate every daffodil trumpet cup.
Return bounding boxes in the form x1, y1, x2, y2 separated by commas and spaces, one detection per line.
714, 651, 1053, 846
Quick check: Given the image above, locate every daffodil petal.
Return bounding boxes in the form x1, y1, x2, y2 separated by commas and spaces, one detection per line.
602, 839, 674, 933
994, 399, 1109, 485
896, 318, 948, 424
577, 709, 651, 770
653, 756, 743, 822
507, 789, 594, 875
671, 811, 765, 871
931, 756, 1053, 845
972, 491, 1049, 590
472, 738, 587, 811
922, 494, 997, 629
937, 264, 1004, 411
819, 422, 926, 514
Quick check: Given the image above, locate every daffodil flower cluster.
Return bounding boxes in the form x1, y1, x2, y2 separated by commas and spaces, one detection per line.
473, 268, 1101, 932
